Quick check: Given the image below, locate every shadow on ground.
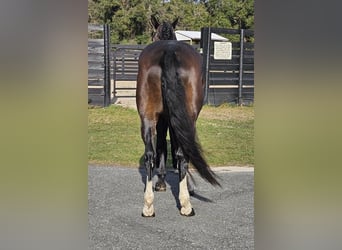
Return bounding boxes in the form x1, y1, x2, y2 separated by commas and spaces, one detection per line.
138, 160, 213, 211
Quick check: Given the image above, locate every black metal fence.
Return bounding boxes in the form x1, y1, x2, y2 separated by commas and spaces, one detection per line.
112, 45, 145, 98
201, 27, 254, 105
88, 24, 111, 107
88, 24, 254, 106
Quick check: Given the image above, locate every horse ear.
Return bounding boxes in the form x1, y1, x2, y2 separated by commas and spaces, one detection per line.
151, 15, 160, 29
172, 17, 179, 29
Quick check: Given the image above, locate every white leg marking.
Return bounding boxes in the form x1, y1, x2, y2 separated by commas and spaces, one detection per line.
142, 178, 154, 216
179, 174, 193, 215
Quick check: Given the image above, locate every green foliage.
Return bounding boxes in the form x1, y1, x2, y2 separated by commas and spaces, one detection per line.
88, 0, 254, 44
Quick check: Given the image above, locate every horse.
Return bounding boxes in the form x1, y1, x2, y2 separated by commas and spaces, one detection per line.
136, 16, 220, 217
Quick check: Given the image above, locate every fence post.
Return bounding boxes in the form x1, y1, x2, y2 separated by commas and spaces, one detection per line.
238, 29, 245, 106
112, 46, 117, 101
103, 24, 111, 107
201, 27, 211, 104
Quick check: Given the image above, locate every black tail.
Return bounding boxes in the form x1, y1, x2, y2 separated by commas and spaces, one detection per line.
160, 50, 220, 186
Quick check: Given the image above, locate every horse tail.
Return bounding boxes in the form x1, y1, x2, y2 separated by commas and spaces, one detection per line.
160, 50, 220, 186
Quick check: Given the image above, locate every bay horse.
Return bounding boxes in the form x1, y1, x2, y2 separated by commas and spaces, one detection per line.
136, 16, 220, 217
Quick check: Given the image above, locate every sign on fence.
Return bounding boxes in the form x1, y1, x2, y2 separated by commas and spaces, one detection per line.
214, 41, 232, 60
201, 27, 254, 105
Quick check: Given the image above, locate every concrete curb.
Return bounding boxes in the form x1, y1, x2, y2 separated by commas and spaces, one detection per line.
212, 166, 254, 172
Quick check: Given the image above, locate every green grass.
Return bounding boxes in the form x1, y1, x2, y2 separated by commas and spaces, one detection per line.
88, 104, 254, 167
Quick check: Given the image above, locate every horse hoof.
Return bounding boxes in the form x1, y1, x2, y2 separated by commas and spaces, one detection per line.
155, 182, 166, 192
180, 208, 195, 217
141, 212, 155, 217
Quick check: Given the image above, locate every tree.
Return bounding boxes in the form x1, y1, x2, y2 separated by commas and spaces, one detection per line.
88, 0, 254, 44
88, 0, 121, 23
204, 0, 254, 29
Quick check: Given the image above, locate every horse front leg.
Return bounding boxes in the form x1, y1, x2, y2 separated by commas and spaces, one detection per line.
177, 148, 195, 216
141, 122, 156, 217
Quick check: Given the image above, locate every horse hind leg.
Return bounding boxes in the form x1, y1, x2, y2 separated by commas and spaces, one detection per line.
155, 117, 168, 192
176, 148, 195, 216
170, 128, 194, 195
142, 153, 155, 217
141, 121, 157, 217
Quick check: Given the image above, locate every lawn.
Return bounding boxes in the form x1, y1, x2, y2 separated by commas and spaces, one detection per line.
88, 104, 254, 167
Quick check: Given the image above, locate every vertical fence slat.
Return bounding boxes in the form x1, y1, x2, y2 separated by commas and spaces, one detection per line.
238, 29, 245, 106
201, 27, 211, 104
103, 24, 111, 107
